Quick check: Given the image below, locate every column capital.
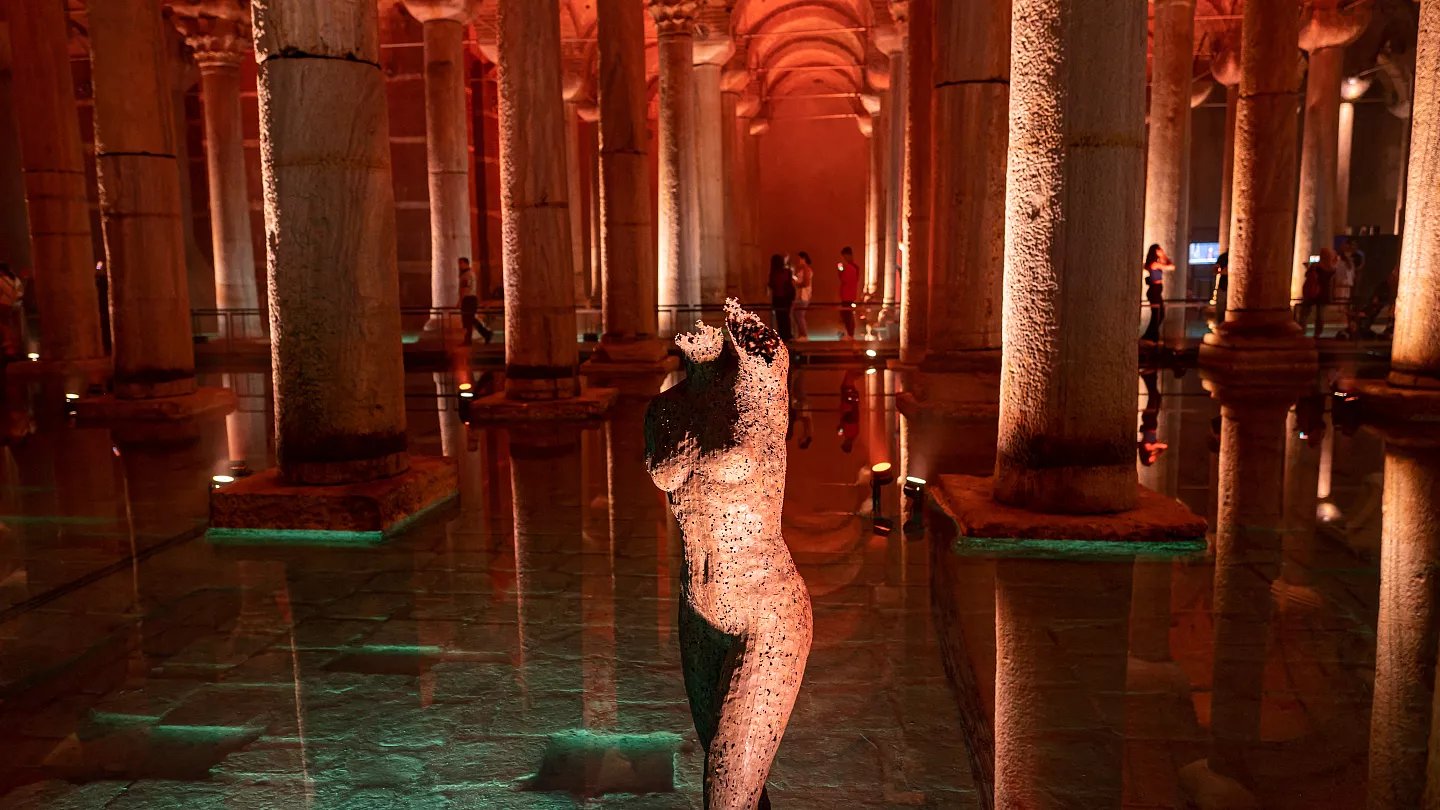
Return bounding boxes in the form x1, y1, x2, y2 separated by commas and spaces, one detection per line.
1211, 40, 1241, 88
1299, 1, 1371, 53
856, 115, 873, 137
721, 67, 748, 94
648, 0, 699, 37
693, 5, 733, 65
865, 47, 891, 90
399, 0, 479, 25
562, 40, 594, 102
169, 0, 251, 69
873, 24, 905, 55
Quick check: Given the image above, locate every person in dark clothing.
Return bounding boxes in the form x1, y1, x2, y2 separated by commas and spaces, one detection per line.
1211, 250, 1229, 325
1141, 243, 1174, 343
768, 254, 795, 342
1297, 247, 1337, 339
458, 257, 492, 345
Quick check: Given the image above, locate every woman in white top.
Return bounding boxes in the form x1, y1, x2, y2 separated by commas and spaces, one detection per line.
791, 251, 814, 340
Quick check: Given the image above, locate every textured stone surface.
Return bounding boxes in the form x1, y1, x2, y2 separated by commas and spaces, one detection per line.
931, 475, 1206, 543
1391, 0, 1440, 388
645, 303, 813, 809
648, 1, 700, 327
1143, 0, 1196, 347
209, 456, 457, 535
997, 0, 1146, 514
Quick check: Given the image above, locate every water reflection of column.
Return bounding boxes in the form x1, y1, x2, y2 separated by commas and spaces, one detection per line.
865, 368, 889, 475
994, 557, 1133, 808
1367, 439, 1440, 809
607, 395, 669, 711
1180, 394, 1287, 800
1277, 403, 1322, 609
581, 424, 616, 728
433, 372, 462, 458
224, 372, 268, 468
510, 424, 584, 720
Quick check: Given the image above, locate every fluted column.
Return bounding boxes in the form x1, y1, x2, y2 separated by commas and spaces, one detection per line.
895, 0, 932, 364
172, 1, 262, 340
1201, 0, 1313, 367
592, 0, 664, 362
877, 28, 906, 320
87, 0, 198, 399
995, 0, 1145, 514
1144, 0, 1195, 346
254, 0, 409, 483
692, 8, 732, 309
649, 1, 699, 333
927, 0, 1009, 362
2, 0, 103, 365
399, 0, 475, 329
1291, 4, 1369, 302
496, 0, 581, 400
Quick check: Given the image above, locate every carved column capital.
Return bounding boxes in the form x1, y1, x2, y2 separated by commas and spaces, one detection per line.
562, 40, 593, 102
647, 0, 699, 37
1299, 0, 1371, 52
169, 0, 251, 69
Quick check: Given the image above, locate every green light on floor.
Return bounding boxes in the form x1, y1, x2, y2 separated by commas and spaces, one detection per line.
205, 527, 384, 546
401, 334, 420, 344
949, 535, 1206, 561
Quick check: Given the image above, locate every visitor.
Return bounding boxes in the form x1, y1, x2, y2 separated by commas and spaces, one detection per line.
1335, 237, 1364, 324
1298, 247, 1337, 339
837, 246, 860, 339
1211, 251, 1229, 325
791, 251, 814, 340
458, 257, 492, 346
767, 253, 795, 342
1141, 243, 1174, 344
0, 263, 22, 361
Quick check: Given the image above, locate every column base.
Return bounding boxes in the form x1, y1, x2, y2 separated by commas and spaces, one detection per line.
1352, 380, 1440, 446
930, 474, 1207, 549
579, 348, 679, 397
75, 386, 237, 424
208, 455, 458, 544
467, 386, 618, 422
1177, 759, 1261, 810
7, 356, 111, 384
1199, 324, 1318, 381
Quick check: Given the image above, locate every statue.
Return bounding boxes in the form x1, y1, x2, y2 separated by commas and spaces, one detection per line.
645, 300, 813, 809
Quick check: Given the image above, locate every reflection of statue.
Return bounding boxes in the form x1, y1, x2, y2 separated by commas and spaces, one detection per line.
645, 300, 813, 809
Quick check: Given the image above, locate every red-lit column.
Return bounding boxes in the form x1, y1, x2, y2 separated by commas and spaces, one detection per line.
87, 0, 201, 401
649, 1, 700, 333
1363, 6, 1440, 804
0, 23, 32, 273
1291, 4, 1369, 301
172, 1, 262, 340
1212, 43, 1240, 254
926, 0, 1009, 364
2, 0, 104, 367
692, 6, 732, 308
895, 0, 933, 365
1200, 0, 1314, 372
589, 0, 666, 366
494, 0, 584, 401
255, 0, 409, 482
1143, 0, 1195, 346
994, 0, 1146, 513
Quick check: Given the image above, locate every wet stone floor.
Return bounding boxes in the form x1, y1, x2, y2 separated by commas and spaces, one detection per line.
0, 363, 1400, 808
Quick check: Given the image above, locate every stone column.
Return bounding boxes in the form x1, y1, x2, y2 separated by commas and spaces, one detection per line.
589, 0, 666, 366
1143, 0, 1195, 346
1336, 76, 1370, 236
254, 0, 409, 483
927, 0, 1009, 363
171, 1, 262, 340
1362, 7, 1440, 799
721, 66, 745, 300
995, 0, 1146, 514
400, 0, 475, 330
0, 23, 32, 272
692, 8, 732, 309
862, 91, 886, 299
1212, 44, 1241, 253
1291, 5, 1369, 301
649, 1, 700, 334
2, 0, 103, 366
1201, 0, 1314, 370
563, 63, 593, 309
86, 0, 199, 401
877, 29, 906, 320
895, 0, 932, 365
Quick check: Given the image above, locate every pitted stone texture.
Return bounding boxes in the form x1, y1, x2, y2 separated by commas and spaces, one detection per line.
209, 455, 457, 535
931, 475, 1205, 543
1143, 0, 1196, 346
645, 301, 813, 810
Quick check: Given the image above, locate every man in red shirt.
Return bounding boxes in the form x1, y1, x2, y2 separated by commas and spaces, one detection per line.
837, 246, 860, 339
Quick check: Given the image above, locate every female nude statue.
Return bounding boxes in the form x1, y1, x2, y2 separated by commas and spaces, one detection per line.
645, 300, 813, 810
